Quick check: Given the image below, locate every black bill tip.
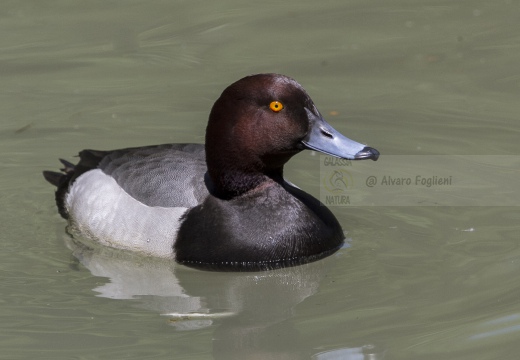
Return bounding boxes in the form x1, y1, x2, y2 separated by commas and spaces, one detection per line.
354, 146, 380, 161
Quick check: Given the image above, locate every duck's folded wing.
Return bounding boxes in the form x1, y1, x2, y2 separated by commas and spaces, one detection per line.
92, 143, 208, 208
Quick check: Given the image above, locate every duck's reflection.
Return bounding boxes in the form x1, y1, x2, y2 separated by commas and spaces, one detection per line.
66, 237, 385, 359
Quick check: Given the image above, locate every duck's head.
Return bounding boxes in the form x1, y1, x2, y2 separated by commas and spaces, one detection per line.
205, 73, 379, 197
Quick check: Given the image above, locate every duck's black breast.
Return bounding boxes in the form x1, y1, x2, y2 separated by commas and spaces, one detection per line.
174, 181, 344, 271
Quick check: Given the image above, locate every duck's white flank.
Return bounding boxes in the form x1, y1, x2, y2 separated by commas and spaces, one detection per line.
65, 169, 187, 258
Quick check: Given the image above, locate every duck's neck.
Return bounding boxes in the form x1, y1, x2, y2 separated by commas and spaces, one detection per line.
206, 161, 284, 199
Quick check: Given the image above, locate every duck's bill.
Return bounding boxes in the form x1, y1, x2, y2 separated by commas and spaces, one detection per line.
301, 108, 379, 161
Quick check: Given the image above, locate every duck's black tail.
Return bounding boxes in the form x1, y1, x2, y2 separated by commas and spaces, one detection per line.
42, 171, 62, 187
42, 159, 77, 219
43, 159, 75, 186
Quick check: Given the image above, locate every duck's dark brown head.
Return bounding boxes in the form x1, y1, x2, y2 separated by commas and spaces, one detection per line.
205, 73, 379, 197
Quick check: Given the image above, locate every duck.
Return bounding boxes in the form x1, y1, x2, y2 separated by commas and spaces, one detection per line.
43, 73, 379, 271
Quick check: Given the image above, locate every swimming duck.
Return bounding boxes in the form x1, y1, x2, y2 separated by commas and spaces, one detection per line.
43, 74, 379, 271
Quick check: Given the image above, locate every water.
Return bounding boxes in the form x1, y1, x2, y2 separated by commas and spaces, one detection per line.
1, 1, 519, 359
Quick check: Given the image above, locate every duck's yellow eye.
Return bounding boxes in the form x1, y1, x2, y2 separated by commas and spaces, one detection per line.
269, 101, 284, 112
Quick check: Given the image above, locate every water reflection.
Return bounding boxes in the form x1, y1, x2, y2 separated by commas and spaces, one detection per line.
313, 344, 386, 360
65, 236, 385, 359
